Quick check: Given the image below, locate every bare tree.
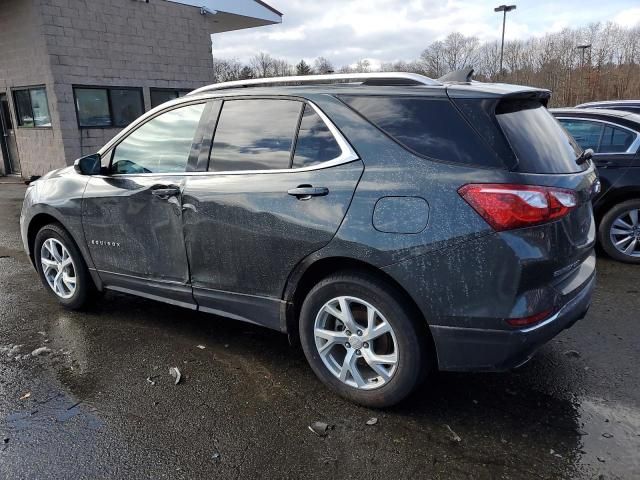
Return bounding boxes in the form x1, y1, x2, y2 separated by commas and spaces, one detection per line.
250, 52, 275, 78
212, 58, 244, 83
314, 57, 334, 74
272, 58, 293, 77
355, 59, 371, 73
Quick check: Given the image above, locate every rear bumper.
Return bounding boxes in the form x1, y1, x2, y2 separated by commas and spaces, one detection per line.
430, 273, 595, 371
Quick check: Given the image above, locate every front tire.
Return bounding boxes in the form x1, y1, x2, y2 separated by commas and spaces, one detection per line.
34, 223, 94, 310
299, 272, 430, 408
598, 199, 640, 264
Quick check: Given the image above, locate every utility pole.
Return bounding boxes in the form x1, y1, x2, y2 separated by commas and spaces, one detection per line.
576, 44, 592, 103
494, 5, 516, 78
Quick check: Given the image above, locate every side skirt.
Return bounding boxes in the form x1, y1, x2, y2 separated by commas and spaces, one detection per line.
98, 271, 286, 332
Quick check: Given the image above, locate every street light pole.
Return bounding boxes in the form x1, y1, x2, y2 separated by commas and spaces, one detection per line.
494, 5, 516, 78
576, 44, 591, 69
576, 44, 592, 103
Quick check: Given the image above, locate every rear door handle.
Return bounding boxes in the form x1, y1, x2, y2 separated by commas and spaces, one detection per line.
152, 186, 180, 199
594, 160, 612, 168
287, 186, 329, 200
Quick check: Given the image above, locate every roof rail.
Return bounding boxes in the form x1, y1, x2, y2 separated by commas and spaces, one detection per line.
188, 72, 441, 95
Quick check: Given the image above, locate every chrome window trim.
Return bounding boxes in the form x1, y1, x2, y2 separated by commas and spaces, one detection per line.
556, 116, 640, 155
102, 99, 359, 178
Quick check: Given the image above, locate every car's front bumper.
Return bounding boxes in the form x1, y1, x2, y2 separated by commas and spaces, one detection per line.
430, 273, 595, 371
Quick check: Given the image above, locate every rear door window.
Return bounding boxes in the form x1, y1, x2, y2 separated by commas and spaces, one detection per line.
210, 99, 303, 172
599, 125, 636, 153
557, 119, 603, 151
558, 118, 637, 154
496, 100, 585, 174
292, 104, 342, 168
340, 96, 504, 168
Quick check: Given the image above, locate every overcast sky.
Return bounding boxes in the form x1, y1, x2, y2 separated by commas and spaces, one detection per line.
212, 0, 640, 68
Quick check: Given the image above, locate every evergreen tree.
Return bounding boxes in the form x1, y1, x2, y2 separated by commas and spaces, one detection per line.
296, 59, 313, 75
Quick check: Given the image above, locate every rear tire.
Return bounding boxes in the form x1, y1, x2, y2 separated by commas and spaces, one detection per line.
299, 271, 430, 408
598, 199, 640, 264
34, 223, 95, 310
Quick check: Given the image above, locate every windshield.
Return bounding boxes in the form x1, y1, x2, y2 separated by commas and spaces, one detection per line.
496, 100, 586, 174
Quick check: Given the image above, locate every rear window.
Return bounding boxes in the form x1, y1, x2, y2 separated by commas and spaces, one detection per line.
340, 96, 504, 168
496, 100, 585, 174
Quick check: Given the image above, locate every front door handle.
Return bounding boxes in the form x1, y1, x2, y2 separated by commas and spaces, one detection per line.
152, 186, 180, 199
287, 185, 329, 200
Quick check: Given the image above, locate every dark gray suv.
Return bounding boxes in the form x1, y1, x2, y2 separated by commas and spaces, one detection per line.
21, 73, 598, 407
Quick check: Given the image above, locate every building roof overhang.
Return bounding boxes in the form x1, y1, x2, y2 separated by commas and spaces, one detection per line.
164, 0, 282, 33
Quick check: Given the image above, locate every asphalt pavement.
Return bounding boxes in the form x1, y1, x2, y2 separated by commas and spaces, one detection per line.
0, 183, 638, 479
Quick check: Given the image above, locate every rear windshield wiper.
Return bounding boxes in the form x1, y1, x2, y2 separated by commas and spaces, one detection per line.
576, 148, 594, 165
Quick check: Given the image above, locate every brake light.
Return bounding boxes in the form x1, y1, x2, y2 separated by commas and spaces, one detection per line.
506, 307, 556, 327
458, 184, 578, 231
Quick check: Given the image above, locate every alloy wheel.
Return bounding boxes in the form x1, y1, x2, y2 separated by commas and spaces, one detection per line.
313, 296, 399, 390
609, 208, 640, 258
40, 238, 77, 299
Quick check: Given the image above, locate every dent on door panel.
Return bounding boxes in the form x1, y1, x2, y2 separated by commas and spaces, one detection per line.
82, 176, 190, 284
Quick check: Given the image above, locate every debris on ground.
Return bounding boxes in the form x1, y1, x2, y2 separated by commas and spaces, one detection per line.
211, 450, 221, 463
169, 367, 182, 385
4, 345, 23, 357
444, 424, 461, 442
563, 350, 581, 359
146, 375, 159, 386
196, 345, 206, 350
31, 347, 52, 357
19, 392, 31, 400
366, 417, 378, 426
308, 421, 331, 437
602, 432, 613, 438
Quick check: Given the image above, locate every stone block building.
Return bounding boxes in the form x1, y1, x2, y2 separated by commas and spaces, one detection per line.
0, 0, 281, 178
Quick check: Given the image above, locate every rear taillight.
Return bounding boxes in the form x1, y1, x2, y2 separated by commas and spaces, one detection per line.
506, 307, 556, 327
458, 183, 578, 231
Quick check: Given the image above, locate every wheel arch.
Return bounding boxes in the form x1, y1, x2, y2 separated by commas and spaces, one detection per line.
594, 187, 640, 224
26, 211, 100, 289
27, 212, 63, 265
283, 256, 437, 364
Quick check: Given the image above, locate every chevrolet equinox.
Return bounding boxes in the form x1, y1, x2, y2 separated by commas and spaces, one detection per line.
21, 72, 598, 407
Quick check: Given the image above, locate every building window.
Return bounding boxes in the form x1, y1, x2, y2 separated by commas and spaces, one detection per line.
73, 86, 144, 128
150, 88, 190, 109
12, 87, 51, 128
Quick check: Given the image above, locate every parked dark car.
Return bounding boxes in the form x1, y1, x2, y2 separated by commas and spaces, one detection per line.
575, 100, 640, 115
551, 108, 640, 263
21, 73, 597, 407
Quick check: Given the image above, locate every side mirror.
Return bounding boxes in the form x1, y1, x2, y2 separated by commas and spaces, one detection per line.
74, 154, 102, 175
583, 148, 594, 161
